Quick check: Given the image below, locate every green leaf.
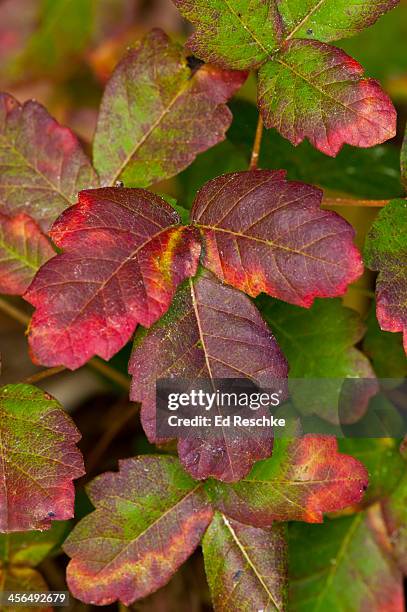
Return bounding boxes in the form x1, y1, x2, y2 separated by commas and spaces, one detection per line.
173, 0, 282, 69
276, 0, 399, 44
289, 510, 405, 612
175, 1, 398, 65
0, 384, 84, 532
203, 512, 287, 611
363, 305, 407, 379
64, 456, 213, 606
364, 199, 407, 355
338, 437, 405, 506
175, 2, 397, 155
257, 297, 376, 423
93, 29, 246, 188
258, 40, 396, 157
382, 471, 407, 574
338, 2, 407, 81
341, 393, 406, 439
205, 436, 368, 526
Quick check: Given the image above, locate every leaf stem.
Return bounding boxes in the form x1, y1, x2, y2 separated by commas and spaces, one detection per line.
88, 357, 131, 390
24, 366, 66, 384
249, 113, 264, 170
0, 296, 130, 391
0, 296, 30, 326
84, 400, 138, 478
323, 197, 390, 208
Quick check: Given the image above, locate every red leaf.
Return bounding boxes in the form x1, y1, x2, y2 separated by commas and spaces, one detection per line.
0, 212, 55, 295
258, 41, 397, 157
0, 93, 98, 231
64, 456, 213, 606
192, 170, 363, 306
93, 29, 247, 188
205, 436, 369, 526
25, 188, 201, 369
0, 384, 84, 533
129, 269, 288, 483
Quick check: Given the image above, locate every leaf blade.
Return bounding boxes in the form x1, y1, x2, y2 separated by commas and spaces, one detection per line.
205, 436, 369, 525
93, 29, 246, 187
64, 456, 213, 606
289, 510, 405, 612
203, 512, 287, 611
173, 0, 282, 69
258, 297, 377, 423
0, 212, 55, 295
258, 41, 397, 157
364, 199, 407, 355
279, 0, 399, 43
25, 187, 201, 369
129, 269, 288, 482
0, 384, 84, 533
192, 170, 363, 305
0, 93, 98, 231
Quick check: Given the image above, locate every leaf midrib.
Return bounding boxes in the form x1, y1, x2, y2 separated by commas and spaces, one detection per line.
189, 278, 238, 481
197, 224, 348, 269
0, 231, 39, 271
106, 71, 193, 186
221, 513, 282, 611
272, 55, 393, 138
87, 483, 206, 577
285, 0, 328, 40
0, 137, 72, 206
312, 513, 363, 612
221, 0, 272, 57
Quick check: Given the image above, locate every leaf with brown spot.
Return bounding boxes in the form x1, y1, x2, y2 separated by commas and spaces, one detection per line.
0, 384, 84, 533
203, 512, 287, 611
93, 29, 247, 188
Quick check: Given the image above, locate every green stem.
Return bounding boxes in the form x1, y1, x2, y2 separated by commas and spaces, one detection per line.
249, 113, 264, 170
24, 366, 66, 384
323, 196, 390, 208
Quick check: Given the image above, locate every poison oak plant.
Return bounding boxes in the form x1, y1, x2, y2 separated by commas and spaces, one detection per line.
0, 2, 406, 610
